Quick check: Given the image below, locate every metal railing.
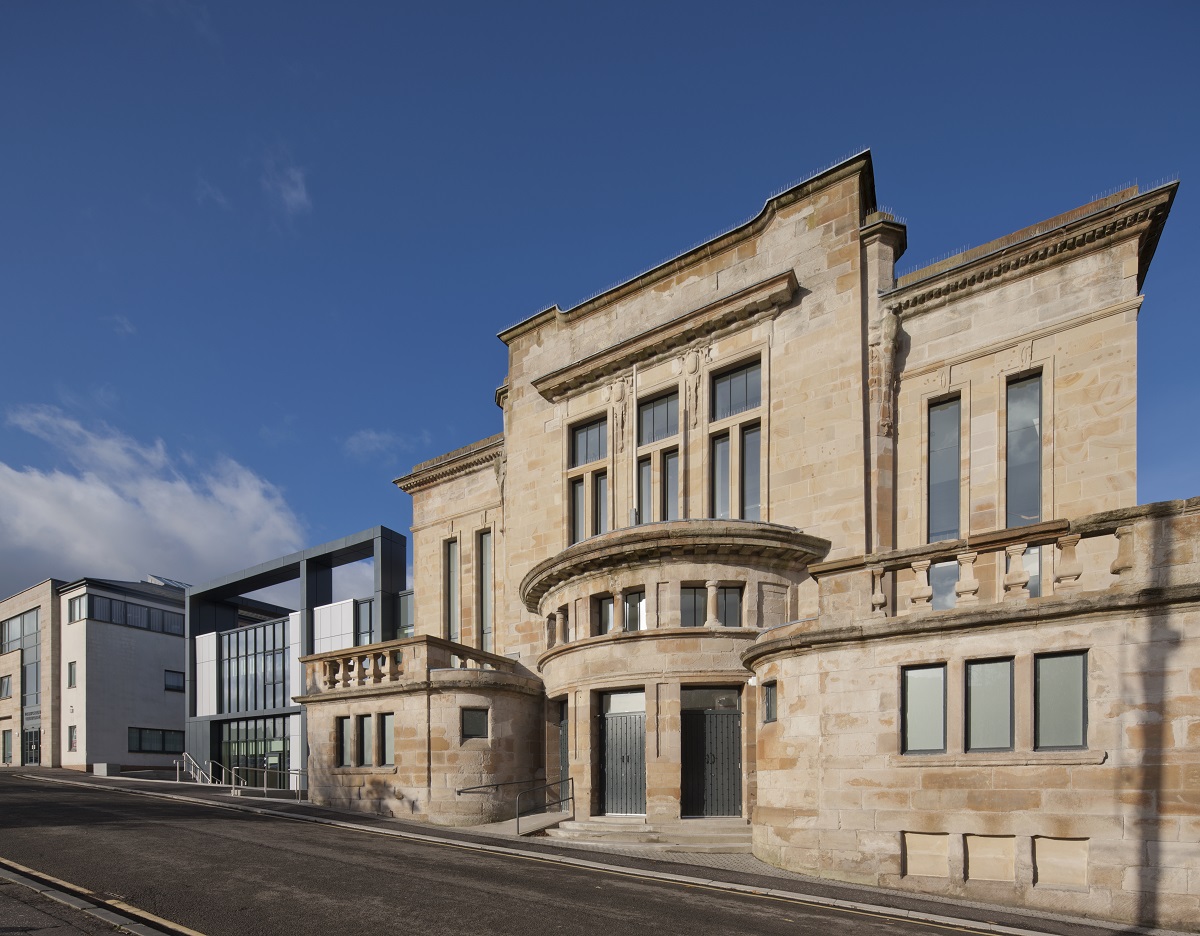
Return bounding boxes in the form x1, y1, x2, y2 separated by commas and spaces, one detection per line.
206, 758, 247, 790
515, 778, 573, 836
230, 766, 306, 802
173, 752, 213, 785
456, 777, 545, 796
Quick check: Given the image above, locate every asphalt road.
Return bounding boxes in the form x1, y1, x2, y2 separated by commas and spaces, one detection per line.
0, 772, 1007, 936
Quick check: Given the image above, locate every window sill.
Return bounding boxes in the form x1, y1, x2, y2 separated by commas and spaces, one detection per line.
333, 766, 397, 775
890, 750, 1105, 768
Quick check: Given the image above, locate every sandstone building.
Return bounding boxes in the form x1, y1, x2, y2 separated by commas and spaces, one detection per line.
263, 152, 1193, 927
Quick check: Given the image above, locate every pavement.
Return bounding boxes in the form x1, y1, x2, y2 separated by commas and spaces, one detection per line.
0, 768, 1191, 936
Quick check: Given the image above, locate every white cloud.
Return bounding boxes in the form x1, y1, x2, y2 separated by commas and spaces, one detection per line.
262, 158, 312, 219
343, 428, 430, 463
0, 405, 305, 600
107, 314, 137, 336
195, 176, 232, 210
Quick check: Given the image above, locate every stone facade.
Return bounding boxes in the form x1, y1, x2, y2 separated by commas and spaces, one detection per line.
299, 151, 1192, 927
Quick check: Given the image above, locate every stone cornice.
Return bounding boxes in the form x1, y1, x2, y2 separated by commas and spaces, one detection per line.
536, 626, 759, 676
394, 435, 504, 494
883, 183, 1176, 319
497, 152, 874, 344
741, 581, 1200, 669
530, 271, 798, 403
519, 519, 831, 614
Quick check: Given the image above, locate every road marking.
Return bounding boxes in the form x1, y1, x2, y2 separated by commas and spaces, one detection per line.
0, 855, 207, 936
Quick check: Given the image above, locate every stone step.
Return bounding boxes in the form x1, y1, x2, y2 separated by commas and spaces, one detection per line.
546, 817, 752, 852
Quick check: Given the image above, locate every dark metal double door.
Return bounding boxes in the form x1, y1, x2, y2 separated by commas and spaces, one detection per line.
681, 711, 742, 817
602, 712, 646, 815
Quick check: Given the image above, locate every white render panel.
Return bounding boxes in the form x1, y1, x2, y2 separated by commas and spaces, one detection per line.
195, 631, 217, 717
59, 601, 88, 768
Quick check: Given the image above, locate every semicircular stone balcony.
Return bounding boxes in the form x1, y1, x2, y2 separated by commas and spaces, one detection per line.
519, 519, 830, 695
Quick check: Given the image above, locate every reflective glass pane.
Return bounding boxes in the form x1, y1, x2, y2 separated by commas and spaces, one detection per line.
637, 457, 652, 524
741, 425, 760, 520
966, 659, 1012, 751
594, 473, 608, 535
930, 560, 958, 611
662, 450, 679, 521
903, 665, 945, 753
711, 434, 730, 518
1036, 653, 1086, 749
680, 587, 704, 627
1006, 377, 1042, 527
570, 478, 585, 544
928, 399, 961, 541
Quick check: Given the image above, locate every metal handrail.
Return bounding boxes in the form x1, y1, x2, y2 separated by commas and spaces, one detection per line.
206, 758, 246, 789
457, 777, 546, 795
515, 778, 573, 836
230, 766, 306, 803
173, 752, 213, 784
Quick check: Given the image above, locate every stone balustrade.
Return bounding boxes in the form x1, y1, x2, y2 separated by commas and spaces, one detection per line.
812, 498, 1200, 622
300, 635, 517, 696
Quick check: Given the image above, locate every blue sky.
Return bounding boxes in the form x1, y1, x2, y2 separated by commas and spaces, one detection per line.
0, 1, 1196, 600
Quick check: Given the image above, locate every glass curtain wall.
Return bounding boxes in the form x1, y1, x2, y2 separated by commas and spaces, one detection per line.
219, 716, 291, 789
219, 618, 288, 715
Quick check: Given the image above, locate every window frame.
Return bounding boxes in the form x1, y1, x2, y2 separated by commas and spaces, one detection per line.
569, 415, 608, 468
964, 657, 1014, 753
711, 359, 762, 422
67, 725, 77, 752
622, 589, 646, 632
927, 396, 962, 543
716, 585, 743, 627
461, 707, 489, 741
1005, 373, 1043, 529
0, 674, 10, 699
443, 538, 460, 642
901, 663, 947, 755
680, 586, 706, 628
762, 681, 777, 723
380, 712, 395, 767
1034, 651, 1088, 751
67, 660, 77, 689
337, 716, 353, 767
637, 391, 679, 447
164, 670, 185, 693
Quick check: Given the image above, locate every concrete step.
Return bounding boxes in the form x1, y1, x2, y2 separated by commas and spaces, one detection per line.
546, 817, 751, 852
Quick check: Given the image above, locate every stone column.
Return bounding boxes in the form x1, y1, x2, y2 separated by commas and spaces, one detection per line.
705, 580, 721, 627
556, 609, 569, 645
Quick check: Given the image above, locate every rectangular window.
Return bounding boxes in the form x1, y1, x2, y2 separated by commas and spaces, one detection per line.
110, 600, 127, 626
128, 727, 185, 754
165, 670, 185, 692
596, 595, 615, 635
354, 599, 374, 646
638, 392, 679, 445
637, 457, 652, 524
662, 449, 679, 521
218, 618, 288, 715
680, 587, 705, 627
68, 725, 77, 752
623, 590, 645, 632
0, 675, 10, 698
717, 586, 742, 627
928, 397, 961, 541
357, 715, 373, 767
1006, 376, 1042, 527
163, 611, 185, 636
380, 713, 395, 767
67, 661, 77, 688
68, 596, 86, 622
477, 530, 493, 653
91, 595, 112, 622
444, 539, 460, 642
1, 730, 10, 765
711, 433, 730, 519
712, 360, 762, 420
740, 424, 761, 521
965, 659, 1013, 752
570, 416, 607, 467
1035, 652, 1086, 750
337, 717, 352, 767
593, 472, 608, 535
762, 682, 777, 723
462, 708, 489, 740
569, 477, 585, 545
126, 603, 148, 629
902, 664, 946, 754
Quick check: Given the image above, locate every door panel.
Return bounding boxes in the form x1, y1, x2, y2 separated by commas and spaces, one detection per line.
602, 712, 646, 815
681, 711, 741, 817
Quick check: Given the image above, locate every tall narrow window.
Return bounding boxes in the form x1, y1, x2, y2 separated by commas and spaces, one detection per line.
68, 726, 77, 752
638, 393, 679, 445
902, 664, 946, 754
67, 661, 77, 688
477, 530, 493, 653
637, 457, 652, 524
444, 540, 460, 642
357, 714, 373, 767
928, 398, 961, 541
1035, 652, 1086, 750
1006, 376, 1042, 527
68, 596, 85, 622
740, 425, 761, 521
762, 682, 777, 723
595, 595, 615, 634
570, 417, 607, 467
965, 659, 1013, 752
380, 713, 395, 767
569, 477, 585, 544
711, 434, 730, 519
593, 473, 608, 535
712, 361, 761, 420
623, 590, 645, 632
662, 449, 679, 521
717, 586, 743, 627
337, 717, 352, 767
680, 587, 705, 627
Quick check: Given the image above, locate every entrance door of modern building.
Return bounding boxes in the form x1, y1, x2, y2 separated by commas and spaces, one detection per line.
22, 728, 41, 766
601, 691, 646, 815
680, 687, 742, 818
